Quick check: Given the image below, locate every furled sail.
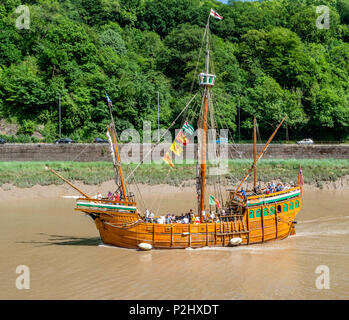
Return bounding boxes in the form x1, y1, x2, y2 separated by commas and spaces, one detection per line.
107, 125, 119, 186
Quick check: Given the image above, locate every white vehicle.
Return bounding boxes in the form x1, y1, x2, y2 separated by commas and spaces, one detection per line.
297, 138, 314, 145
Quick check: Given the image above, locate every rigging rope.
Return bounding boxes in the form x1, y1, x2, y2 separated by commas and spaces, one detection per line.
189, 21, 209, 94
125, 93, 198, 183
209, 92, 244, 187
128, 172, 147, 210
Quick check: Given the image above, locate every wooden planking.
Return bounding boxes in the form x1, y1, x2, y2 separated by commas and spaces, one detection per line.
91, 196, 301, 249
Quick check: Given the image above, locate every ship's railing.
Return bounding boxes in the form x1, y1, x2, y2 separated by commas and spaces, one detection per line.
246, 186, 300, 201
230, 186, 300, 204
75, 198, 138, 214
76, 198, 137, 207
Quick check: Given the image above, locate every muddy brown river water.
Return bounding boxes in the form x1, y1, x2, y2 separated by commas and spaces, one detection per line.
0, 188, 349, 299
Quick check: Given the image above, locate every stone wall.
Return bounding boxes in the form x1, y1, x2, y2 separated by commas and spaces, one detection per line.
0, 143, 348, 162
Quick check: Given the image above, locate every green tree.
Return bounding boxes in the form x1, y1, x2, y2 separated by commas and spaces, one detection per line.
337, 0, 349, 24
0, 57, 52, 122
140, 0, 200, 37
242, 74, 307, 137
99, 28, 126, 55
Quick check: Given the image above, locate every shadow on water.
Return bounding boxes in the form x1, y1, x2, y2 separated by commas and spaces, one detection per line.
16, 233, 101, 247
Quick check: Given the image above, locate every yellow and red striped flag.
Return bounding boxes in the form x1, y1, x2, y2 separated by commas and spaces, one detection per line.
170, 141, 183, 156
176, 130, 188, 146
163, 152, 174, 168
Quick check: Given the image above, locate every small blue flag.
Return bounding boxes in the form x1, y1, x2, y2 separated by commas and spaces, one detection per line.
106, 93, 112, 106
216, 137, 228, 144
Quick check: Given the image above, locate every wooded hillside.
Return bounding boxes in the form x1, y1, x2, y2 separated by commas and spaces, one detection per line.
0, 0, 348, 142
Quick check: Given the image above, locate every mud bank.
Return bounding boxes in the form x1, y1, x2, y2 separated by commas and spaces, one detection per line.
1, 176, 348, 203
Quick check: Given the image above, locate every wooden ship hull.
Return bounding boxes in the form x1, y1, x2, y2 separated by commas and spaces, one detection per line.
75, 187, 301, 249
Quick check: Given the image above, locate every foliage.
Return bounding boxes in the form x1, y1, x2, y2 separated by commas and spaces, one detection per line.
0, 0, 348, 142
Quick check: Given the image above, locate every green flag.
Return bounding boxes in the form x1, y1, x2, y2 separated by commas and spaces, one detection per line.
182, 121, 194, 135
209, 195, 216, 206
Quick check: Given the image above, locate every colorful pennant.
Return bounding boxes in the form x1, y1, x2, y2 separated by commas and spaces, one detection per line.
176, 130, 188, 146
182, 121, 194, 136
209, 195, 221, 209
210, 9, 223, 20
170, 141, 183, 156
163, 152, 174, 168
163, 121, 194, 168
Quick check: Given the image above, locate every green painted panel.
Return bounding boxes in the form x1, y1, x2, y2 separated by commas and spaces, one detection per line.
249, 210, 254, 219
256, 209, 261, 218
246, 191, 301, 207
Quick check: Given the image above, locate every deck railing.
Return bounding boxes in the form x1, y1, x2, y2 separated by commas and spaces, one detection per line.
76, 198, 137, 207
230, 186, 300, 203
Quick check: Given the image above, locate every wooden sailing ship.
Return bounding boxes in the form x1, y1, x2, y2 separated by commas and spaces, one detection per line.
49, 10, 302, 249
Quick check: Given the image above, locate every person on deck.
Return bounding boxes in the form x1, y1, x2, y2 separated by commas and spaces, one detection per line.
145, 209, 150, 222
149, 211, 154, 223
189, 209, 194, 223
254, 185, 261, 195
210, 211, 215, 222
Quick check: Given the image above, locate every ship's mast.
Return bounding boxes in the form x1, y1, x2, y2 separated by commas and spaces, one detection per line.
233, 117, 286, 196
198, 16, 215, 222
108, 104, 128, 202
253, 117, 257, 188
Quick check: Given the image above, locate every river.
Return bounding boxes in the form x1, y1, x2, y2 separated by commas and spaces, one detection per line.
0, 189, 348, 299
